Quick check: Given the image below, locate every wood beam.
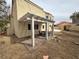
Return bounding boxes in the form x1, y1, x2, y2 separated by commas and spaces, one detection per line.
31, 17, 35, 48
46, 22, 48, 40
52, 23, 54, 39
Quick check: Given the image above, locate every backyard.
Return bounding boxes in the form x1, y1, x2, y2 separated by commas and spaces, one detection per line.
0, 30, 79, 59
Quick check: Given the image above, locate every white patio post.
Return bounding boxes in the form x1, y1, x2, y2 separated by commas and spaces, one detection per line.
31, 17, 35, 48
46, 22, 48, 40
52, 23, 54, 39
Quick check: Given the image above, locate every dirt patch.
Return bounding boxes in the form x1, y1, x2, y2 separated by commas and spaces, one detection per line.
0, 33, 79, 59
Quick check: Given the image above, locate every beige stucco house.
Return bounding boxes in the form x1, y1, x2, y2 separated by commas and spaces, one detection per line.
57, 22, 71, 31
8, 0, 54, 47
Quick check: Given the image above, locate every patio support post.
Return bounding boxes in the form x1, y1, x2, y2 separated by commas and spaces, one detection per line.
52, 23, 54, 39
31, 17, 35, 48
46, 22, 48, 40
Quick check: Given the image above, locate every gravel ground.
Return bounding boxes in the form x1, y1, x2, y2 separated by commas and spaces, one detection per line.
0, 31, 79, 59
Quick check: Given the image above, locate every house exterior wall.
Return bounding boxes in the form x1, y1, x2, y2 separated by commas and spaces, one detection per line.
40, 12, 54, 32
16, 21, 40, 38
45, 12, 54, 20
57, 23, 71, 31
10, 0, 54, 38
16, 0, 45, 20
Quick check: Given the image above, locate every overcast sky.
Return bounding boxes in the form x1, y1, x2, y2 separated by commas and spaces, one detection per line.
6, 0, 79, 24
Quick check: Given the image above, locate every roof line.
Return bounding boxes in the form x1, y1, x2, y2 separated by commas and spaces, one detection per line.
25, 0, 43, 10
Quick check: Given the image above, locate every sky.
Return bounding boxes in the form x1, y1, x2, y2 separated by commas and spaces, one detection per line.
6, 0, 79, 24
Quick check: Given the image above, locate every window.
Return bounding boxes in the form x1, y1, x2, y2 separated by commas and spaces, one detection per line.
46, 16, 48, 19
28, 24, 31, 30
34, 24, 38, 29
42, 25, 44, 29
28, 24, 38, 30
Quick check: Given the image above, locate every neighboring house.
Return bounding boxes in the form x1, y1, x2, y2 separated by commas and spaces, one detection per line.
8, 0, 54, 47
56, 22, 72, 31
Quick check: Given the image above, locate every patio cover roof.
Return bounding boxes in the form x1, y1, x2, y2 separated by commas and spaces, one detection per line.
19, 12, 55, 23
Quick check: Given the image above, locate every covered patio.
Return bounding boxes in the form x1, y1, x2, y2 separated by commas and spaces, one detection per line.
19, 12, 54, 48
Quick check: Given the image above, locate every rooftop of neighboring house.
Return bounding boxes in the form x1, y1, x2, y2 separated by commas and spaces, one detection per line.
57, 21, 72, 26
